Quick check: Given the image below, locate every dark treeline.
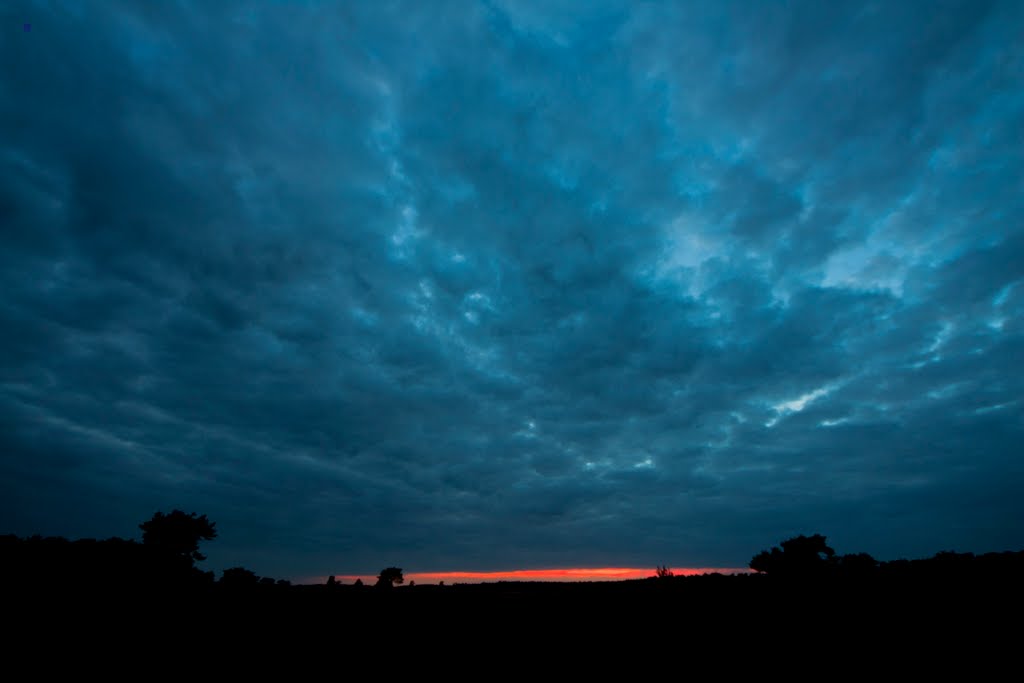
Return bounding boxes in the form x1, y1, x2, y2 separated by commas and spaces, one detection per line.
9, 531, 1019, 589
746, 532, 1024, 581
5, 515, 1022, 592
4, 511, 1024, 647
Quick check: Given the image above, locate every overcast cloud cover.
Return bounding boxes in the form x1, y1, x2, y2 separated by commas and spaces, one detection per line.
2, 0, 1022, 579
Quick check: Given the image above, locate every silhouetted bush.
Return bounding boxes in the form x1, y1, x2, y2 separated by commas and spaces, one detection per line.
376, 567, 404, 588
221, 567, 260, 587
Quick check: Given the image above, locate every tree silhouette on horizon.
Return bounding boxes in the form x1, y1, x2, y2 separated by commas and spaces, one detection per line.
139, 510, 217, 567
750, 534, 836, 576
376, 567, 404, 588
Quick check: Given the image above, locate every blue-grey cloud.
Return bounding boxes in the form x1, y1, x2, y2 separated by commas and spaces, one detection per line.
1, 0, 1022, 579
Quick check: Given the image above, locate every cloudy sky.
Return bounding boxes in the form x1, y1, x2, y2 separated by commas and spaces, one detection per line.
2, 0, 1022, 581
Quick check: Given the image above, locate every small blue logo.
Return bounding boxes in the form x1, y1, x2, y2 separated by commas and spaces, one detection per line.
24, 23, 31, 32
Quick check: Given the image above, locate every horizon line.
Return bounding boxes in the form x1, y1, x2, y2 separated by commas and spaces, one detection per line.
304, 566, 751, 584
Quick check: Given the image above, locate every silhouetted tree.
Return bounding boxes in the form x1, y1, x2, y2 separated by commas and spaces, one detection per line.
139, 510, 216, 567
376, 567, 404, 588
655, 565, 674, 579
326, 575, 337, 587
750, 534, 836, 577
353, 578, 364, 587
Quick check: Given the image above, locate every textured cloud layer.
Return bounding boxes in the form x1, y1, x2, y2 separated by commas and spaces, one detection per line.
2, 0, 1022, 578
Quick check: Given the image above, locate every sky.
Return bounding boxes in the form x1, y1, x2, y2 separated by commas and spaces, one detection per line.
1, 0, 1022, 582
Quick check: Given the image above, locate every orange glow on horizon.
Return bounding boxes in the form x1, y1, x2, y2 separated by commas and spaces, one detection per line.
317, 566, 748, 585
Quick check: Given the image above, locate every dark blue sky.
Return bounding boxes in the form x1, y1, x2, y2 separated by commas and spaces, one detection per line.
2, 0, 1022, 580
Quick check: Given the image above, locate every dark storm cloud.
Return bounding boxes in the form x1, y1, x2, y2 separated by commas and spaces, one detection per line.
2, 0, 1022, 578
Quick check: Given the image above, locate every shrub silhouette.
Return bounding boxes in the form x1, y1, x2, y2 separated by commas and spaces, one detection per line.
221, 567, 260, 587
376, 567, 404, 588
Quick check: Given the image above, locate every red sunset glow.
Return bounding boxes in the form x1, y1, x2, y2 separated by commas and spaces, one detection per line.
328, 567, 749, 584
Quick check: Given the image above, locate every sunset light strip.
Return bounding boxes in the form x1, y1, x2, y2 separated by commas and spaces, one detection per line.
325, 567, 749, 584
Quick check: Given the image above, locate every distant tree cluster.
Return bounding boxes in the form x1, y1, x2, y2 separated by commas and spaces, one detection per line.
749, 533, 840, 576
744, 533, 1024, 582
0, 509, 220, 592
220, 566, 291, 588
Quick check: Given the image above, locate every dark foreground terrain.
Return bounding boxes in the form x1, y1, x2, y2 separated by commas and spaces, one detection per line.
3, 528, 1022, 665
